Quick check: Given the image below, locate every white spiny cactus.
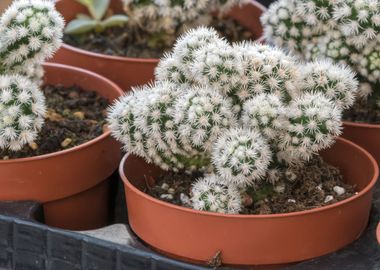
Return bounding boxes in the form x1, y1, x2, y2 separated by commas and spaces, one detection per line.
0, 0, 64, 73
212, 128, 272, 186
235, 42, 301, 103
109, 26, 356, 214
241, 94, 287, 140
353, 39, 380, 83
262, 0, 380, 102
0, 0, 63, 152
279, 93, 342, 163
108, 81, 189, 171
156, 27, 224, 85
301, 60, 358, 109
332, 0, 380, 49
191, 174, 242, 214
191, 41, 242, 96
0, 75, 46, 151
123, 0, 248, 35
174, 85, 236, 154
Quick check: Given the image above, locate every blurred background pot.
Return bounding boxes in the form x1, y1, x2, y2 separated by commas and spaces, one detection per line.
52, 0, 266, 91
342, 122, 380, 166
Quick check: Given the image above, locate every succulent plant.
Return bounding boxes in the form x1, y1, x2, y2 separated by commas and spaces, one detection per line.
0, 0, 64, 151
65, 0, 129, 35
261, 0, 380, 103
0, 75, 46, 151
122, 0, 249, 37
108, 27, 358, 214
241, 93, 287, 140
155, 27, 223, 86
174, 85, 236, 153
191, 174, 242, 214
0, 0, 64, 74
279, 93, 342, 164
212, 128, 272, 187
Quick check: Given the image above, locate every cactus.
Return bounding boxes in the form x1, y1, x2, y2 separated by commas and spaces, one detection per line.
241, 93, 287, 140
155, 27, 224, 86
108, 27, 358, 214
0, 0, 64, 151
0, 0, 64, 74
0, 75, 46, 151
261, 0, 380, 103
279, 93, 342, 163
174, 85, 236, 153
212, 128, 272, 187
191, 174, 242, 214
300, 60, 358, 109
122, 0, 249, 40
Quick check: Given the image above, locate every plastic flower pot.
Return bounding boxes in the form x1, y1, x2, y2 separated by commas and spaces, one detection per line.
51, 0, 266, 91
119, 137, 379, 266
0, 0, 11, 12
0, 63, 123, 231
342, 122, 380, 165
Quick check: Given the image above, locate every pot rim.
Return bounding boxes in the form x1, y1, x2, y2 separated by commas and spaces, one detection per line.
58, 0, 266, 63
343, 120, 380, 129
119, 137, 379, 219
0, 62, 123, 164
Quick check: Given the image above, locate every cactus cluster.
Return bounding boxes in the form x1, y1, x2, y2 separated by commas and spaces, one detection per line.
122, 0, 250, 36
108, 27, 358, 214
0, 0, 64, 151
261, 0, 380, 101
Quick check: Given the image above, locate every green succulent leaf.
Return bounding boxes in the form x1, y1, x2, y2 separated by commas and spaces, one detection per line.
101, 15, 128, 29
64, 18, 97, 35
75, 0, 109, 20
89, 0, 110, 20
76, 13, 92, 20
76, 0, 92, 7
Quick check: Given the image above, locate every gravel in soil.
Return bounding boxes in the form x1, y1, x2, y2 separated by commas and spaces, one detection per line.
63, 16, 255, 59
343, 98, 380, 124
0, 84, 109, 160
147, 156, 356, 214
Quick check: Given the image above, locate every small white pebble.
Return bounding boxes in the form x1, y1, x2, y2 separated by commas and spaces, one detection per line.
324, 195, 334, 203
316, 184, 322, 191
161, 183, 169, 190
160, 194, 173, 200
333, 186, 345, 196
180, 193, 191, 206
274, 183, 285, 193
285, 170, 297, 182
287, 199, 296, 203
168, 188, 175, 194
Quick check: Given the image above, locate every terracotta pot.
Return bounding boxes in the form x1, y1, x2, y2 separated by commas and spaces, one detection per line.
342, 121, 380, 165
52, 0, 266, 91
119, 137, 378, 266
0, 0, 11, 13
377, 223, 380, 244
0, 63, 123, 230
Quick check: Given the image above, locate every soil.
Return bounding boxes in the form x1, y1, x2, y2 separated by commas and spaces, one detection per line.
343, 98, 380, 124
63, 16, 255, 59
147, 156, 356, 215
0, 84, 109, 160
